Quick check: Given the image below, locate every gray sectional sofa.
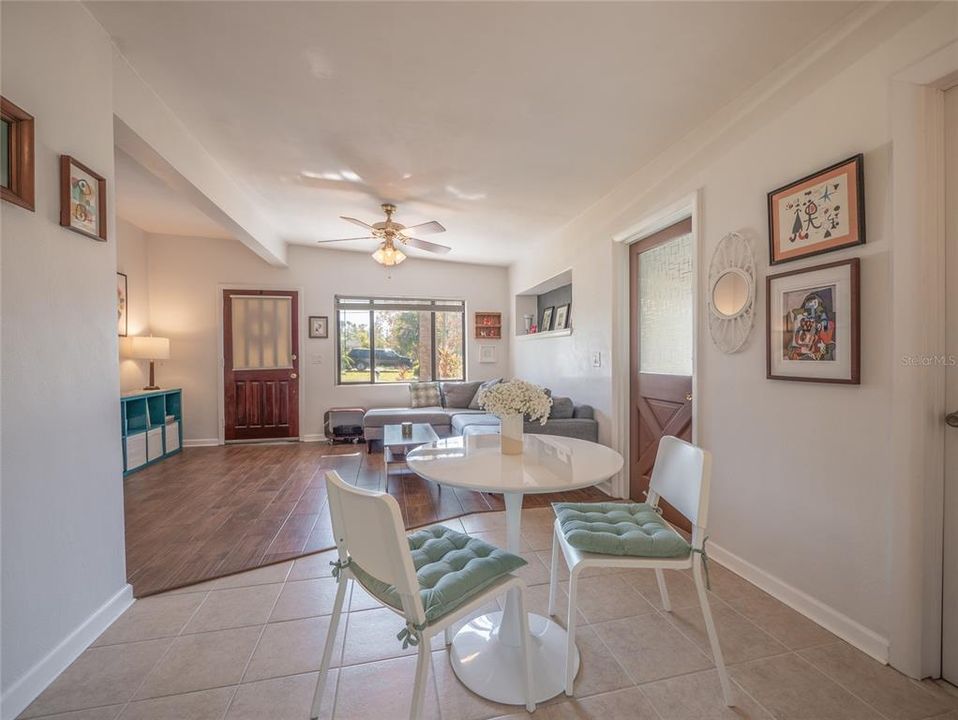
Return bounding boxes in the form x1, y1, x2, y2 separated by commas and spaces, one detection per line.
363, 380, 598, 451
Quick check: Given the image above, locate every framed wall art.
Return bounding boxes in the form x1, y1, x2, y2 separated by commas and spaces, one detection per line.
540, 306, 554, 333
309, 315, 329, 339
768, 154, 864, 265
766, 258, 859, 384
60, 155, 107, 241
478, 345, 497, 364
1, 95, 35, 211
554, 303, 571, 330
117, 272, 128, 337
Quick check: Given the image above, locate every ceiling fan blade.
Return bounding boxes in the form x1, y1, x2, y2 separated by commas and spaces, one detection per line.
340, 216, 376, 230
403, 236, 451, 254
316, 236, 376, 244
400, 220, 446, 235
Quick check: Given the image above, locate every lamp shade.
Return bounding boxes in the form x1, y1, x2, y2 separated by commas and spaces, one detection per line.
128, 336, 170, 360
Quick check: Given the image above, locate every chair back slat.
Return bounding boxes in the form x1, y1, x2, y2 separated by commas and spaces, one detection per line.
648, 436, 712, 531
325, 470, 425, 623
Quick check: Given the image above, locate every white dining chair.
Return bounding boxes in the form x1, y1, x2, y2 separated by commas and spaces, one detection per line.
311, 470, 537, 720
547, 435, 735, 706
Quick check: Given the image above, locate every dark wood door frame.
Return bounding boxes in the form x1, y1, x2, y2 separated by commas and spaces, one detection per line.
223, 289, 300, 442
629, 217, 694, 531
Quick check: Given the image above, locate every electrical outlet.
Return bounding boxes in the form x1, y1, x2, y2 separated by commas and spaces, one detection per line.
591, 351, 602, 368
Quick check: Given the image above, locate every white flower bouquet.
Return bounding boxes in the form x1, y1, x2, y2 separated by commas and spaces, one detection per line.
479, 379, 552, 425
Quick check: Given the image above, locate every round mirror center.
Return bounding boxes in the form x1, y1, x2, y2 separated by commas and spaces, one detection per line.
713, 271, 749, 317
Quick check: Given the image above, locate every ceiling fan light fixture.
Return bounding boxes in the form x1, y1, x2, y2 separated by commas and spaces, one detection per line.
372, 244, 406, 266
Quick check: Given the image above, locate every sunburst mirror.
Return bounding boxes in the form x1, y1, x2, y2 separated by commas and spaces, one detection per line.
708, 232, 755, 353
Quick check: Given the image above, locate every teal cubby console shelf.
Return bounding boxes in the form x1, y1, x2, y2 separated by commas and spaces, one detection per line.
121, 388, 183, 476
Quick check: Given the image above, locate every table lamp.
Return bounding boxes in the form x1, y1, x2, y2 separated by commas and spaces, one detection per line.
129, 336, 170, 390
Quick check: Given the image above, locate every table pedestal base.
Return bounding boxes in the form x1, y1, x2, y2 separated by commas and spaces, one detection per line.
449, 611, 580, 705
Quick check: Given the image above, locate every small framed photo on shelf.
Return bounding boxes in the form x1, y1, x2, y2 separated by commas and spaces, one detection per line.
767, 154, 864, 265
766, 257, 859, 384
554, 303, 571, 330
309, 316, 328, 339
540, 306, 554, 332
60, 155, 107, 241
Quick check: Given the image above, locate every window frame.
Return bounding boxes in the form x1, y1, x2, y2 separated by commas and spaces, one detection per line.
334, 295, 467, 386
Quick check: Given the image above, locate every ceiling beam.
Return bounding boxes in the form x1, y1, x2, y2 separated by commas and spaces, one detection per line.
111, 48, 287, 266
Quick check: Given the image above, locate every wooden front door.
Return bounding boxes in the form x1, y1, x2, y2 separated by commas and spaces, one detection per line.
629, 218, 694, 530
224, 289, 299, 441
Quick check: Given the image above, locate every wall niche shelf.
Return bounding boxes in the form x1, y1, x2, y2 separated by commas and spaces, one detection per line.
515, 269, 572, 337
516, 328, 573, 341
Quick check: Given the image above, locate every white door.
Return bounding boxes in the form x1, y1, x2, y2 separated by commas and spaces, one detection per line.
944, 84, 958, 686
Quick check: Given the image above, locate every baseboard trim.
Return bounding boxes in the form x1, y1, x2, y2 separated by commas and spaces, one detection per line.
183, 438, 220, 447
708, 541, 889, 664
1, 584, 134, 720
301, 434, 327, 443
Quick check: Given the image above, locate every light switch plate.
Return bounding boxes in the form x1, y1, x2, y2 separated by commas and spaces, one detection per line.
591, 351, 601, 368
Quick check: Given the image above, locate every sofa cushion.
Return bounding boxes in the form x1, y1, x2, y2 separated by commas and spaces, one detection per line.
469, 378, 501, 410
552, 502, 691, 558
409, 382, 441, 408
364, 407, 451, 428
441, 381, 481, 409
452, 413, 500, 435
350, 525, 526, 624
550, 396, 574, 419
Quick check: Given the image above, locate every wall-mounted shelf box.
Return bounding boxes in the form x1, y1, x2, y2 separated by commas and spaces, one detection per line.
121, 388, 183, 476
474, 311, 502, 340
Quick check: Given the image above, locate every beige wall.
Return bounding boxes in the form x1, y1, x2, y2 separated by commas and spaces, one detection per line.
1, 3, 128, 715
509, 3, 956, 667
117, 217, 151, 391
141, 236, 510, 442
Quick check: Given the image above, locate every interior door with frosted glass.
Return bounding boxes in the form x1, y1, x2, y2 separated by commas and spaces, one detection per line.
629, 218, 694, 531
224, 290, 299, 441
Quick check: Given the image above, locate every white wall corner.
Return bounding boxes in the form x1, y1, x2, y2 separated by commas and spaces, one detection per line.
0, 585, 134, 720
708, 543, 890, 665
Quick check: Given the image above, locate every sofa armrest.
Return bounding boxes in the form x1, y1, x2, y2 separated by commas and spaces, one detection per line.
573, 404, 595, 420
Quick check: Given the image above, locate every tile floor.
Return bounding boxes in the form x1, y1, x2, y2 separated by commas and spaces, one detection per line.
20, 507, 958, 720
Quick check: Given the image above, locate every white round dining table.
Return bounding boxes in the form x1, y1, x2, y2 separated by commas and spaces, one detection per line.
406, 432, 624, 705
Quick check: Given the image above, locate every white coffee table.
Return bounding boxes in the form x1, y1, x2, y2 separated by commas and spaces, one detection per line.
406, 433, 624, 705
382, 423, 439, 483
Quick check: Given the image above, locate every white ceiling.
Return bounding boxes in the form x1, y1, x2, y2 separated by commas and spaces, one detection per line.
92, 1, 860, 266
115, 148, 233, 240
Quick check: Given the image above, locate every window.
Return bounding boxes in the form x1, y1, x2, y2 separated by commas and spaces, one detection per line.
336, 296, 465, 385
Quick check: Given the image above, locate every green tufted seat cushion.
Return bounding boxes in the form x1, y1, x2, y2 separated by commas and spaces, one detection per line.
350, 525, 526, 624
553, 502, 691, 558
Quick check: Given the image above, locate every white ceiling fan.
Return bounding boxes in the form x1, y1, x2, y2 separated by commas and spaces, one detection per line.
317, 203, 451, 266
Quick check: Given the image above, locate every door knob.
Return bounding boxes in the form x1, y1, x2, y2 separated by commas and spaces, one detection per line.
686, 393, 693, 402
947, 411, 958, 428
290, 372, 298, 379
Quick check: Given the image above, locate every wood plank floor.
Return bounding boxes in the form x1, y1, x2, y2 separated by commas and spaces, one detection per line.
124, 442, 610, 597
